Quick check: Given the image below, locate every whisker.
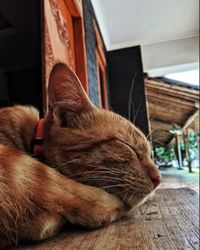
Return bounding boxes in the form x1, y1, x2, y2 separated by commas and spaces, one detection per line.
123, 189, 130, 202
131, 100, 136, 122
88, 164, 137, 176
146, 127, 159, 140
64, 164, 136, 178
151, 136, 167, 143
75, 176, 133, 184
102, 183, 129, 189
61, 167, 148, 186
120, 186, 129, 194
67, 169, 131, 178
128, 194, 133, 205
133, 102, 142, 124
128, 72, 137, 121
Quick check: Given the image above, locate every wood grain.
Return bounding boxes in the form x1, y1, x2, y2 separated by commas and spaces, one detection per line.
16, 188, 199, 250
42, 0, 88, 109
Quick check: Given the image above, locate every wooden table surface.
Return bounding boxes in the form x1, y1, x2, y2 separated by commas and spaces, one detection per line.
17, 188, 199, 250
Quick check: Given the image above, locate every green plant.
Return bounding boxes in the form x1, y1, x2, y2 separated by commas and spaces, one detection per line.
154, 146, 173, 162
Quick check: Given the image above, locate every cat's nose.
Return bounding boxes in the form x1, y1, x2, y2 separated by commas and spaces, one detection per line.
150, 174, 162, 189
144, 159, 162, 189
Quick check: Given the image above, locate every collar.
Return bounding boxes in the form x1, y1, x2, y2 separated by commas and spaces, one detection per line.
31, 118, 45, 156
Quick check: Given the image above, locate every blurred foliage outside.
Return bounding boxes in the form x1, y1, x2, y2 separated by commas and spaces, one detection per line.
154, 131, 200, 172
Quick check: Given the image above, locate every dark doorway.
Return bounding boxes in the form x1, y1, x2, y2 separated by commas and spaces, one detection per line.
0, 0, 43, 113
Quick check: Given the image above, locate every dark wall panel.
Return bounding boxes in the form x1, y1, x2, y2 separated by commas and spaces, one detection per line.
107, 46, 149, 136
5, 67, 43, 113
0, 0, 43, 113
0, 0, 41, 70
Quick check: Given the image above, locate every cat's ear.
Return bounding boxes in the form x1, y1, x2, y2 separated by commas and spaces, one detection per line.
48, 63, 94, 126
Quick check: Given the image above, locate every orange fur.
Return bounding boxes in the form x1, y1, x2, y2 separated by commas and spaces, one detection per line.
0, 63, 161, 247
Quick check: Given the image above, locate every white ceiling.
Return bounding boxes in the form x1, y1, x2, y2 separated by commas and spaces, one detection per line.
91, 0, 199, 76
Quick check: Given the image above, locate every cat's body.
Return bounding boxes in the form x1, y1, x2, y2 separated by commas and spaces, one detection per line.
0, 63, 161, 248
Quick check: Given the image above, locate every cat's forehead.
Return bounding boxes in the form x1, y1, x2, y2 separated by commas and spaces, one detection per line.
97, 110, 150, 149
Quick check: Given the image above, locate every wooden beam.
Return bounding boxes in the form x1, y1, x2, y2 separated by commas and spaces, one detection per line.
175, 134, 183, 168
147, 98, 195, 112
146, 87, 199, 102
146, 88, 199, 102
146, 90, 196, 109
148, 103, 188, 119
150, 117, 178, 128
145, 78, 199, 145
145, 82, 199, 101
182, 110, 199, 130
145, 79, 199, 95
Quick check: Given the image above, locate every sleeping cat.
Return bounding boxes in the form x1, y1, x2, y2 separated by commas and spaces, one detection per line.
0, 63, 161, 247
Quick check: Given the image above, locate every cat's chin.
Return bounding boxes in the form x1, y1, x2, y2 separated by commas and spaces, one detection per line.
126, 190, 156, 216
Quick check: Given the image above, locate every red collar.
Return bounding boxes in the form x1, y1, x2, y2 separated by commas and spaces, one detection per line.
31, 118, 45, 156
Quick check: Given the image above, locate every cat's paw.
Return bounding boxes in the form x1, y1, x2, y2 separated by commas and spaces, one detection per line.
62, 190, 125, 229
84, 195, 125, 229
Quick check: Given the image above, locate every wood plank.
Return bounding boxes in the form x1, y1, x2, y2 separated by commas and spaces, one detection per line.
148, 104, 188, 125
146, 87, 199, 102
148, 103, 194, 120
146, 91, 196, 110
182, 110, 199, 130
147, 98, 195, 112
150, 118, 176, 127
16, 188, 199, 250
145, 84, 199, 102
145, 79, 199, 96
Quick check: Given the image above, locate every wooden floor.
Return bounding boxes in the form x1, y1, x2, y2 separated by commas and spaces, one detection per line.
159, 167, 199, 193
15, 188, 199, 250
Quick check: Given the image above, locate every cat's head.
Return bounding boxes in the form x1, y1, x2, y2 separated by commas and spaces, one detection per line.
44, 63, 161, 209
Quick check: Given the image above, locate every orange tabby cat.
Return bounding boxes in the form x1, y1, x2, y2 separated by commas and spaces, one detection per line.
0, 63, 161, 247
